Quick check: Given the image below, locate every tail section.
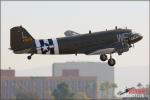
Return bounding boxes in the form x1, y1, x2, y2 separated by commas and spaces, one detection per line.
10, 26, 35, 53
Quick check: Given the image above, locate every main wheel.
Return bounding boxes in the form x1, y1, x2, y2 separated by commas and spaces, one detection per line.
100, 54, 107, 61
108, 58, 116, 66
27, 56, 31, 60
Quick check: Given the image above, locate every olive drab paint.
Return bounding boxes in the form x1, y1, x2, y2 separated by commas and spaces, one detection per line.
10, 26, 143, 66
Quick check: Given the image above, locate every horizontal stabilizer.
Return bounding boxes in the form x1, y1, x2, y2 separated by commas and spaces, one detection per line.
64, 30, 80, 37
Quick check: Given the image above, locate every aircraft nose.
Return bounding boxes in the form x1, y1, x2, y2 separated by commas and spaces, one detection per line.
136, 33, 143, 41
130, 33, 143, 44
138, 34, 143, 40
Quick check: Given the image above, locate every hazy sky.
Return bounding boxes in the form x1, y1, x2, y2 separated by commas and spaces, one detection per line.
1, 1, 149, 96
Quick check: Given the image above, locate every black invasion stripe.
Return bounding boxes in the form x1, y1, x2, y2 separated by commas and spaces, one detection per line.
50, 48, 54, 54
39, 40, 44, 54
48, 39, 53, 46
39, 40, 44, 47
42, 50, 47, 54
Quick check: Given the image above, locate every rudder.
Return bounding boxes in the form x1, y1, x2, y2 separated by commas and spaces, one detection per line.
10, 26, 34, 53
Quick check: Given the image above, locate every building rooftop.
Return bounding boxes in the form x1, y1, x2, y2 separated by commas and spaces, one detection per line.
0, 67, 15, 77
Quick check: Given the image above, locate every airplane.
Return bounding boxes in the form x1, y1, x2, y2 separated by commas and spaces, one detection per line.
117, 87, 135, 95
10, 26, 143, 66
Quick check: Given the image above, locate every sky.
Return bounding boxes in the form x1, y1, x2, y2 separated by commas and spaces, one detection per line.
1, 1, 149, 96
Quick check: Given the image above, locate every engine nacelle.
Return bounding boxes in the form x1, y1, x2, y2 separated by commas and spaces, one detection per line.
117, 43, 130, 55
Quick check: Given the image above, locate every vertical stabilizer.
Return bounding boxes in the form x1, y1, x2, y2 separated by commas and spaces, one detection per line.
10, 26, 34, 53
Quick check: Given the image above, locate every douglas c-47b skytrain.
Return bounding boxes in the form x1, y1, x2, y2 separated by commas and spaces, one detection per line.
10, 26, 143, 66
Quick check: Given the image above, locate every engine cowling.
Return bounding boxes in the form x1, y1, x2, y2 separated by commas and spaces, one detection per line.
117, 43, 130, 55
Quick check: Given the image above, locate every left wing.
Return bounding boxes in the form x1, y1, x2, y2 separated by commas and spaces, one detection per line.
80, 42, 124, 55
88, 48, 115, 55
64, 30, 80, 37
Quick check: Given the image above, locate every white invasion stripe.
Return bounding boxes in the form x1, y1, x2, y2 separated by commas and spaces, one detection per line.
52, 38, 59, 54
49, 45, 54, 48
35, 40, 42, 54
43, 39, 51, 54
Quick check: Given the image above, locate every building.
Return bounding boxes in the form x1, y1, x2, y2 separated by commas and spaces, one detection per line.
0, 68, 15, 77
122, 97, 149, 100
53, 62, 115, 98
121, 88, 149, 99
128, 88, 149, 98
1, 69, 98, 99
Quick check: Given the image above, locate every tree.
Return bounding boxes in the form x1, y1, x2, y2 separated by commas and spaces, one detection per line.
15, 84, 39, 100
137, 83, 143, 88
110, 83, 117, 98
52, 82, 74, 100
73, 92, 91, 99
111, 83, 117, 89
100, 83, 105, 97
103, 81, 110, 98
47, 90, 55, 100
100, 82, 117, 98
146, 84, 149, 88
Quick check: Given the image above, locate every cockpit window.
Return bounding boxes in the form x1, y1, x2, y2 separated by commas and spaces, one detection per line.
124, 33, 132, 37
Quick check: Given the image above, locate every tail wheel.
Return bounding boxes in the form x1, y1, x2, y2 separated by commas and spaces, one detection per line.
100, 54, 107, 61
27, 53, 34, 60
108, 58, 116, 66
27, 56, 31, 60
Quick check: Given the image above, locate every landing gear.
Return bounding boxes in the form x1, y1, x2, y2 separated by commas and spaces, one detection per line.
108, 58, 116, 66
108, 54, 116, 66
100, 54, 107, 61
27, 56, 31, 60
27, 53, 34, 60
99, 54, 116, 66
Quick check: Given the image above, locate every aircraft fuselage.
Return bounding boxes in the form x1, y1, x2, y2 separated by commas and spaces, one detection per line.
10, 26, 143, 66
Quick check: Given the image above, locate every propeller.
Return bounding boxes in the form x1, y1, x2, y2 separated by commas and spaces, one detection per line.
127, 33, 135, 48
89, 30, 91, 34
133, 44, 135, 48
